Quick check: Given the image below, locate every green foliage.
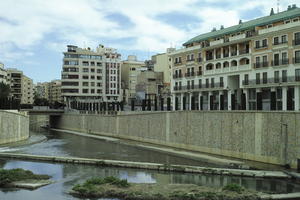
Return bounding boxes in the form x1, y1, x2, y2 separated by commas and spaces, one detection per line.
222, 183, 244, 193
0, 82, 10, 98
34, 97, 49, 106
72, 176, 130, 196
0, 168, 51, 186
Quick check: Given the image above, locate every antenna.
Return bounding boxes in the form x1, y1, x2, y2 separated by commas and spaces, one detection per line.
277, 0, 280, 13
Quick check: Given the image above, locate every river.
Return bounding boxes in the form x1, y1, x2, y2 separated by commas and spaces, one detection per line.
0, 130, 300, 199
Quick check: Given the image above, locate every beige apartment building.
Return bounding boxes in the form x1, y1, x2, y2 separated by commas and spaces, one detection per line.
61, 44, 122, 106
7, 68, 34, 104
170, 5, 300, 111
35, 82, 50, 100
49, 80, 63, 103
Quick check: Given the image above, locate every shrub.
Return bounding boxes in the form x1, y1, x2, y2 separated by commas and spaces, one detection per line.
222, 183, 244, 193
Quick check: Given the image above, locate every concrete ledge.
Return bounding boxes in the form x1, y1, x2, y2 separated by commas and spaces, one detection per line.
0, 153, 291, 179
261, 192, 300, 199
8, 179, 53, 190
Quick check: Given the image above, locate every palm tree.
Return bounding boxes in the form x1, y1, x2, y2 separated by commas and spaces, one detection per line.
0, 82, 10, 98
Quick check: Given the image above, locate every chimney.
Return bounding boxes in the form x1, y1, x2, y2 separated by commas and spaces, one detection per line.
270, 8, 274, 15
288, 5, 291, 10
239, 19, 243, 24
220, 25, 224, 30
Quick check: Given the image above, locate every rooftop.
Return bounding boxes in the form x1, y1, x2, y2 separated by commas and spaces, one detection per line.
183, 5, 300, 46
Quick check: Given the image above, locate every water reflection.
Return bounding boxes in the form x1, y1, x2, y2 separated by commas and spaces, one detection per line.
0, 159, 300, 200
0, 130, 219, 167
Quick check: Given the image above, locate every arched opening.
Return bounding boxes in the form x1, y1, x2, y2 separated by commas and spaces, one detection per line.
239, 58, 250, 65
223, 61, 229, 68
216, 63, 221, 69
206, 63, 214, 70
231, 60, 237, 67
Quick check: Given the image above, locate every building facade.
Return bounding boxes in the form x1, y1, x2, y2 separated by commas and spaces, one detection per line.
61, 44, 122, 106
170, 5, 300, 111
7, 68, 34, 104
49, 80, 63, 103
0, 63, 7, 84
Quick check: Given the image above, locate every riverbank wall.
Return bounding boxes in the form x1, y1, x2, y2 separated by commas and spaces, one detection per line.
0, 110, 29, 144
50, 111, 300, 169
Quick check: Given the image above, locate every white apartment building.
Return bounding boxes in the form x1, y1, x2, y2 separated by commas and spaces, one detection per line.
0, 63, 7, 84
170, 5, 300, 111
61, 44, 122, 106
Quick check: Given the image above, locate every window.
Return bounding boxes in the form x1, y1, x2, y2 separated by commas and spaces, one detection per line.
199, 79, 202, 88
97, 89, 102, 94
262, 55, 268, 67
244, 74, 249, 85
97, 82, 102, 87
91, 89, 95, 93
97, 69, 102, 73
255, 40, 260, 48
91, 82, 95, 86
187, 80, 190, 89
262, 39, 267, 47
82, 82, 88, 86
263, 72, 267, 84
274, 54, 279, 66
274, 37, 279, 45
82, 75, 89, 79
255, 57, 260, 68
91, 68, 95, 72
205, 79, 209, 88
191, 80, 194, 89
295, 51, 300, 63
282, 52, 288, 64
295, 32, 300, 45
97, 62, 102, 66
296, 69, 300, 81
91, 62, 95, 66
83, 68, 89, 72
82, 89, 88, 93
82, 61, 89, 66
282, 35, 287, 43
274, 71, 280, 83
97, 76, 101, 80
282, 70, 287, 82
220, 77, 224, 87
91, 75, 95, 79
256, 73, 260, 84
211, 78, 214, 88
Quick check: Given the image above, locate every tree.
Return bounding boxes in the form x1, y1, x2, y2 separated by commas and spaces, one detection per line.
34, 98, 49, 106
0, 82, 10, 98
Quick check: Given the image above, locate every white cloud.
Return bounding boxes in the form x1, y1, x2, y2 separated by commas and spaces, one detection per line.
0, 0, 298, 63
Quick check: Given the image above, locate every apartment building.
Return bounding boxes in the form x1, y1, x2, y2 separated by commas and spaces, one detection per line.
49, 80, 63, 103
35, 82, 50, 100
7, 68, 34, 104
0, 63, 7, 84
170, 5, 300, 111
61, 44, 122, 106
121, 55, 144, 102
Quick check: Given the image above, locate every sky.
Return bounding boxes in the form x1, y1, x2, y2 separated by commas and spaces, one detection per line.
0, 0, 298, 83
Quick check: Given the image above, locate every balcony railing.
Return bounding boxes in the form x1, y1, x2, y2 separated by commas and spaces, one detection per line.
271, 59, 289, 66
174, 61, 182, 64
216, 54, 221, 59
254, 62, 268, 68
206, 56, 213, 61
239, 49, 249, 55
273, 40, 288, 46
197, 58, 202, 62
293, 57, 300, 64
223, 53, 229, 58
255, 44, 268, 49
173, 73, 183, 79
186, 58, 195, 62
293, 39, 300, 46
242, 76, 300, 86
185, 72, 195, 77
231, 51, 237, 56
197, 71, 202, 76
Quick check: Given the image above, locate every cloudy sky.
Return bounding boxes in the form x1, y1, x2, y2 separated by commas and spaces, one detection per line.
0, 0, 297, 82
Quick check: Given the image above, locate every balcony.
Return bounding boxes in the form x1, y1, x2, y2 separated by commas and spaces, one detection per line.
231, 51, 237, 56
186, 58, 195, 62
223, 53, 229, 58
273, 40, 288, 46
271, 59, 289, 66
293, 39, 300, 46
173, 73, 183, 79
197, 71, 202, 76
258, 21, 300, 35
242, 76, 300, 86
215, 54, 221, 59
254, 62, 268, 68
206, 56, 213, 61
239, 49, 249, 55
254, 44, 268, 50
210, 39, 224, 46
229, 33, 246, 42
185, 72, 195, 77
197, 58, 202, 63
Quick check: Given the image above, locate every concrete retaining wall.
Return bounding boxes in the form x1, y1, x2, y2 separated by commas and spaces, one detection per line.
51, 111, 300, 169
0, 111, 29, 144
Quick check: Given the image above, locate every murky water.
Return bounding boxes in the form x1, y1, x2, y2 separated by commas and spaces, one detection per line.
0, 130, 300, 199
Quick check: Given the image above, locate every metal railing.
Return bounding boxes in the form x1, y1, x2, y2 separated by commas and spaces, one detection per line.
254, 62, 269, 68
293, 39, 300, 46
239, 49, 249, 55
273, 40, 288, 46
242, 76, 300, 86
271, 59, 289, 66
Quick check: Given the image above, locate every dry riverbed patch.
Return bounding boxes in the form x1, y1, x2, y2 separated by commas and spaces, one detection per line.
70, 176, 263, 200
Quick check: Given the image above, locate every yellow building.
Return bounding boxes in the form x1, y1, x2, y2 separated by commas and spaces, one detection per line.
170, 5, 300, 111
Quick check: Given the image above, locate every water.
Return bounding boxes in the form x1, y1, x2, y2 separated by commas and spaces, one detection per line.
0, 130, 300, 199
1, 130, 217, 167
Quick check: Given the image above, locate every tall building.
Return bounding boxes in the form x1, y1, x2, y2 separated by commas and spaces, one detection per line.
170, 5, 300, 111
49, 80, 63, 103
7, 68, 34, 104
121, 55, 145, 102
0, 63, 7, 84
35, 82, 50, 100
61, 44, 122, 105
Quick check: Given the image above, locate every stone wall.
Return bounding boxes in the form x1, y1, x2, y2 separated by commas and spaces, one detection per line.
52, 111, 300, 168
0, 111, 29, 144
